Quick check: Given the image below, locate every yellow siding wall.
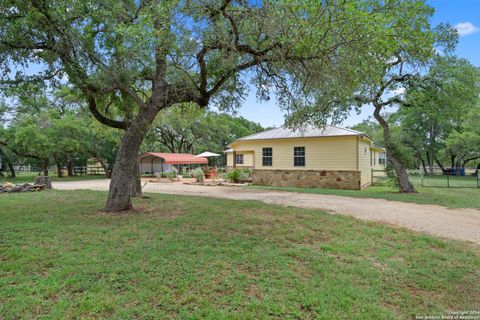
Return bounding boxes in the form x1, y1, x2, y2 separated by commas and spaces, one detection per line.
226, 151, 254, 167
238, 151, 254, 167
358, 138, 372, 187
231, 136, 357, 171
372, 150, 386, 170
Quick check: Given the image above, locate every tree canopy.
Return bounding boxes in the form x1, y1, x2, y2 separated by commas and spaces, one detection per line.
0, 0, 451, 210
143, 104, 264, 156
397, 56, 480, 172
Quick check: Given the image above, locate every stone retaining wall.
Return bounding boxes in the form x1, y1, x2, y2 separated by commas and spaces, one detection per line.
252, 169, 361, 190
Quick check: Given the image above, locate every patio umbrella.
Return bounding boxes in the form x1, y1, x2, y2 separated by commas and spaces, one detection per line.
195, 151, 221, 157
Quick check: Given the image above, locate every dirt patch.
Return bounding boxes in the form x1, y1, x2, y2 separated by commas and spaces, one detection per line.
246, 283, 262, 299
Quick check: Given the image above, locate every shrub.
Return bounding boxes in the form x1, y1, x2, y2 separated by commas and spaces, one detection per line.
193, 168, 205, 182
217, 172, 228, 180
227, 168, 252, 183
166, 170, 177, 181
226, 169, 241, 183
182, 172, 192, 178
239, 168, 252, 180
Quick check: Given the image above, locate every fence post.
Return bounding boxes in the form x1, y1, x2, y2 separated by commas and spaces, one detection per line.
477, 172, 479, 189
421, 173, 424, 187
447, 174, 449, 188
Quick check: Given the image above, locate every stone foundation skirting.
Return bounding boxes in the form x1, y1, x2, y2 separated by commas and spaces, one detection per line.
252, 169, 361, 190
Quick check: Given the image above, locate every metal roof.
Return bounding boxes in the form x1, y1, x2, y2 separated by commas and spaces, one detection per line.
233, 125, 367, 142
138, 152, 208, 165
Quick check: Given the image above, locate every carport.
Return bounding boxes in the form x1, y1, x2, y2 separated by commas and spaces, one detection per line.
138, 152, 208, 174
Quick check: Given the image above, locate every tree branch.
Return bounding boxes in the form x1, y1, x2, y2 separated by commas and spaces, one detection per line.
87, 96, 128, 130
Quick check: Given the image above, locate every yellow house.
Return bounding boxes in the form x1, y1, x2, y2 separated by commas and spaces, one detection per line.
226, 126, 385, 190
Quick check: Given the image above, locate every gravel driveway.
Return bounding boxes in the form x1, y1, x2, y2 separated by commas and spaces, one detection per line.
54, 179, 480, 245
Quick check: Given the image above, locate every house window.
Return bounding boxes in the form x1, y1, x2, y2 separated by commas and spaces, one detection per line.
370, 150, 373, 166
379, 152, 386, 165
235, 154, 244, 165
293, 147, 305, 167
262, 148, 272, 166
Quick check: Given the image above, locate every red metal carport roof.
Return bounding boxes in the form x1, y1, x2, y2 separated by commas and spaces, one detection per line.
138, 152, 208, 165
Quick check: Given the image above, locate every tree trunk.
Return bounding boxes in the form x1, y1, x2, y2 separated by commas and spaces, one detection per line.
56, 162, 63, 178
105, 108, 158, 212
426, 151, 434, 175
434, 157, 446, 173
450, 154, 456, 170
91, 152, 112, 178
67, 158, 74, 177
131, 156, 142, 198
420, 158, 427, 174
7, 160, 16, 178
0, 158, 4, 176
373, 106, 416, 193
43, 158, 49, 176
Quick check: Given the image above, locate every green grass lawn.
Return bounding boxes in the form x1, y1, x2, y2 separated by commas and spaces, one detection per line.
248, 176, 480, 209
1, 173, 108, 184
1, 191, 479, 319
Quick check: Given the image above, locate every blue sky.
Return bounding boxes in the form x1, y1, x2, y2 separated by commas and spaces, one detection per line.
236, 0, 480, 128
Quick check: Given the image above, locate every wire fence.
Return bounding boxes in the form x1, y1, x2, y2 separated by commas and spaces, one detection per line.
421, 172, 479, 188
372, 168, 480, 188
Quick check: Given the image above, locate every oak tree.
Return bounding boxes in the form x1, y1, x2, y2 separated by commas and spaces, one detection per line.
1, 0, 443, 210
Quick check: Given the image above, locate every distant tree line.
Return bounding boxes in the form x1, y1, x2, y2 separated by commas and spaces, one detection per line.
0, 88, 264, 178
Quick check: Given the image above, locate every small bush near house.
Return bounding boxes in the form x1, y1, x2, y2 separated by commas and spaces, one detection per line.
239, 168, 252, 181
166, 170, 177, 181
227, 168, 251, 183
193, 168, 205, 182
217, 172, 228, 180
226, 169, 241, 182
182, 172, 193, 179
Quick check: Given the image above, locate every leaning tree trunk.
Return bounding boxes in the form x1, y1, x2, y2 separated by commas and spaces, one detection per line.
373, 106, 416, 193
7, 160, 16, 178
105, 108, 158, 212
420, 158, 427, 175
99, 159, 111, 178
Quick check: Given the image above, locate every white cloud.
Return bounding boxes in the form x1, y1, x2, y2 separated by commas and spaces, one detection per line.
455, 22, 479, 36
